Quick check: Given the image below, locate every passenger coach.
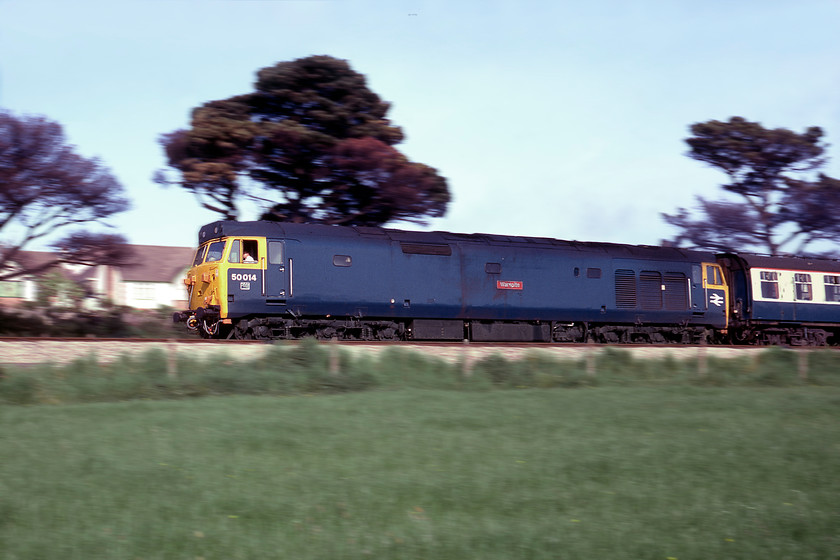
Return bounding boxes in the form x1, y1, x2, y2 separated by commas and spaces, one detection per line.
721, 253, 840, 345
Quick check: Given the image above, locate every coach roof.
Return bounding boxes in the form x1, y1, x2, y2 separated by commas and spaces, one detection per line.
723, 253, 840, 273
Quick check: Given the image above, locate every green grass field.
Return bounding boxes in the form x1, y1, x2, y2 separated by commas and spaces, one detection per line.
2, 386, 838, 559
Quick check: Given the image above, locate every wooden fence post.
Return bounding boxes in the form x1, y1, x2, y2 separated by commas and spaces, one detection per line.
586, 349, 596, 376
797, 350, 809, 381
329, 337, 340, 376
166, 341, 178, 379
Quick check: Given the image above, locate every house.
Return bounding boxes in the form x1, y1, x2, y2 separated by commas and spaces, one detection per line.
0, 245, 195, 310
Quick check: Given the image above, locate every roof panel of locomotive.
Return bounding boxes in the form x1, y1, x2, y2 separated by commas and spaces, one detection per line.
198, 220, 716, 263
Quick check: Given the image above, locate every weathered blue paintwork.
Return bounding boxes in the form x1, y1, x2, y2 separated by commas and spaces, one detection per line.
197, 221, 727, 329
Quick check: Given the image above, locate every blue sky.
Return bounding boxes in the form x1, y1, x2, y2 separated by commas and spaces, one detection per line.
2, 0, 839, 250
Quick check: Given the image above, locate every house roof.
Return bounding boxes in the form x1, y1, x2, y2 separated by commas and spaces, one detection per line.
117, 245, 195, 282
4, 245, 195, 284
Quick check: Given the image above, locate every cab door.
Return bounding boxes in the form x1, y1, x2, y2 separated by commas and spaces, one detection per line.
225, 237, 266, 315
702, 262, 729, 326
264, 240, 288, 300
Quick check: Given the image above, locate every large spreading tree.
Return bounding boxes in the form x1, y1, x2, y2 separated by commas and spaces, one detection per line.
157, 55, 450, 225
0, 110, 130, 281
663, 117, 840, 256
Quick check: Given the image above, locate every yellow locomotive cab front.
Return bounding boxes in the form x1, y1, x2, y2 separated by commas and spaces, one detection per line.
173, 236, 267, 338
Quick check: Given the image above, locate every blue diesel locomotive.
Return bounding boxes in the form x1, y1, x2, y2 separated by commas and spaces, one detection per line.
173, 221, 840, 345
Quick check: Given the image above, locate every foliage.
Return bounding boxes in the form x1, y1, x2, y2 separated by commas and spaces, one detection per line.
663, 116, 840, 255
2, 345, 839, 406
0, 306, 183, 338
157, 55, 450, 226
34, 269, 86, 307
1, 389, 839, 559
0, 110, 130, 280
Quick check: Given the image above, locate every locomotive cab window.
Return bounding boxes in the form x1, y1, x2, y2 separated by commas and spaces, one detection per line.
586, 268, 601, 279
205, 240, 226, 263
228, 240, 240, 263
705, 265, 723, 285
241, 240, 259, 263
333, 255, 352, 267
794, 273, 812, 301
193, 244, 208, 266
226, 239, 260, 264
825, 275, 840, 302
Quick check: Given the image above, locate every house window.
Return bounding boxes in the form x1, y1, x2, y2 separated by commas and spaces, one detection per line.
794, 273, 812, 301
133, 283, 156, 301
760, 271, 779, 299
825, 275, 840, 302
0, 281, 22, 298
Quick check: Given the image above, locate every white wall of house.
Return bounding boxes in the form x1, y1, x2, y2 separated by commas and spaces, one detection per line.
4, 249, 193, 311
121, 275, 189, 309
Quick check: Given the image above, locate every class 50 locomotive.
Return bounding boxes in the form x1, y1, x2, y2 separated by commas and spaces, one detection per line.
173, 220, 740, 343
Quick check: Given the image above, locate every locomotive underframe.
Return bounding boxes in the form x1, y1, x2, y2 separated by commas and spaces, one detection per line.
180, 307, 837, 346
208, 312, 717, 344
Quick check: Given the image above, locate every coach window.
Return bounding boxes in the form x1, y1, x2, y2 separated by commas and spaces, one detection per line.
760, 271, 779, 299
824, 275, 840, 302
794, 273, 813, 301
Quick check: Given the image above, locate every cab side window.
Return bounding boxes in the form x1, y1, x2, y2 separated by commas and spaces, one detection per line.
242, 240, 259, 263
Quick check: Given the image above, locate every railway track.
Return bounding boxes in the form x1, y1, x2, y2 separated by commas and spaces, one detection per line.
0, 337, 832, 367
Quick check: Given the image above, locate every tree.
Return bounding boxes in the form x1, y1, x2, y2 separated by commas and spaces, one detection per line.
157, 55, 450, 226
0, 110, 130, 281
662, 117, 840, 256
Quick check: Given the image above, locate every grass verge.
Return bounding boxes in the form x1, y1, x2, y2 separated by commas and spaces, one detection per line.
1, 387, 839, 559
2, 343, 839, 406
